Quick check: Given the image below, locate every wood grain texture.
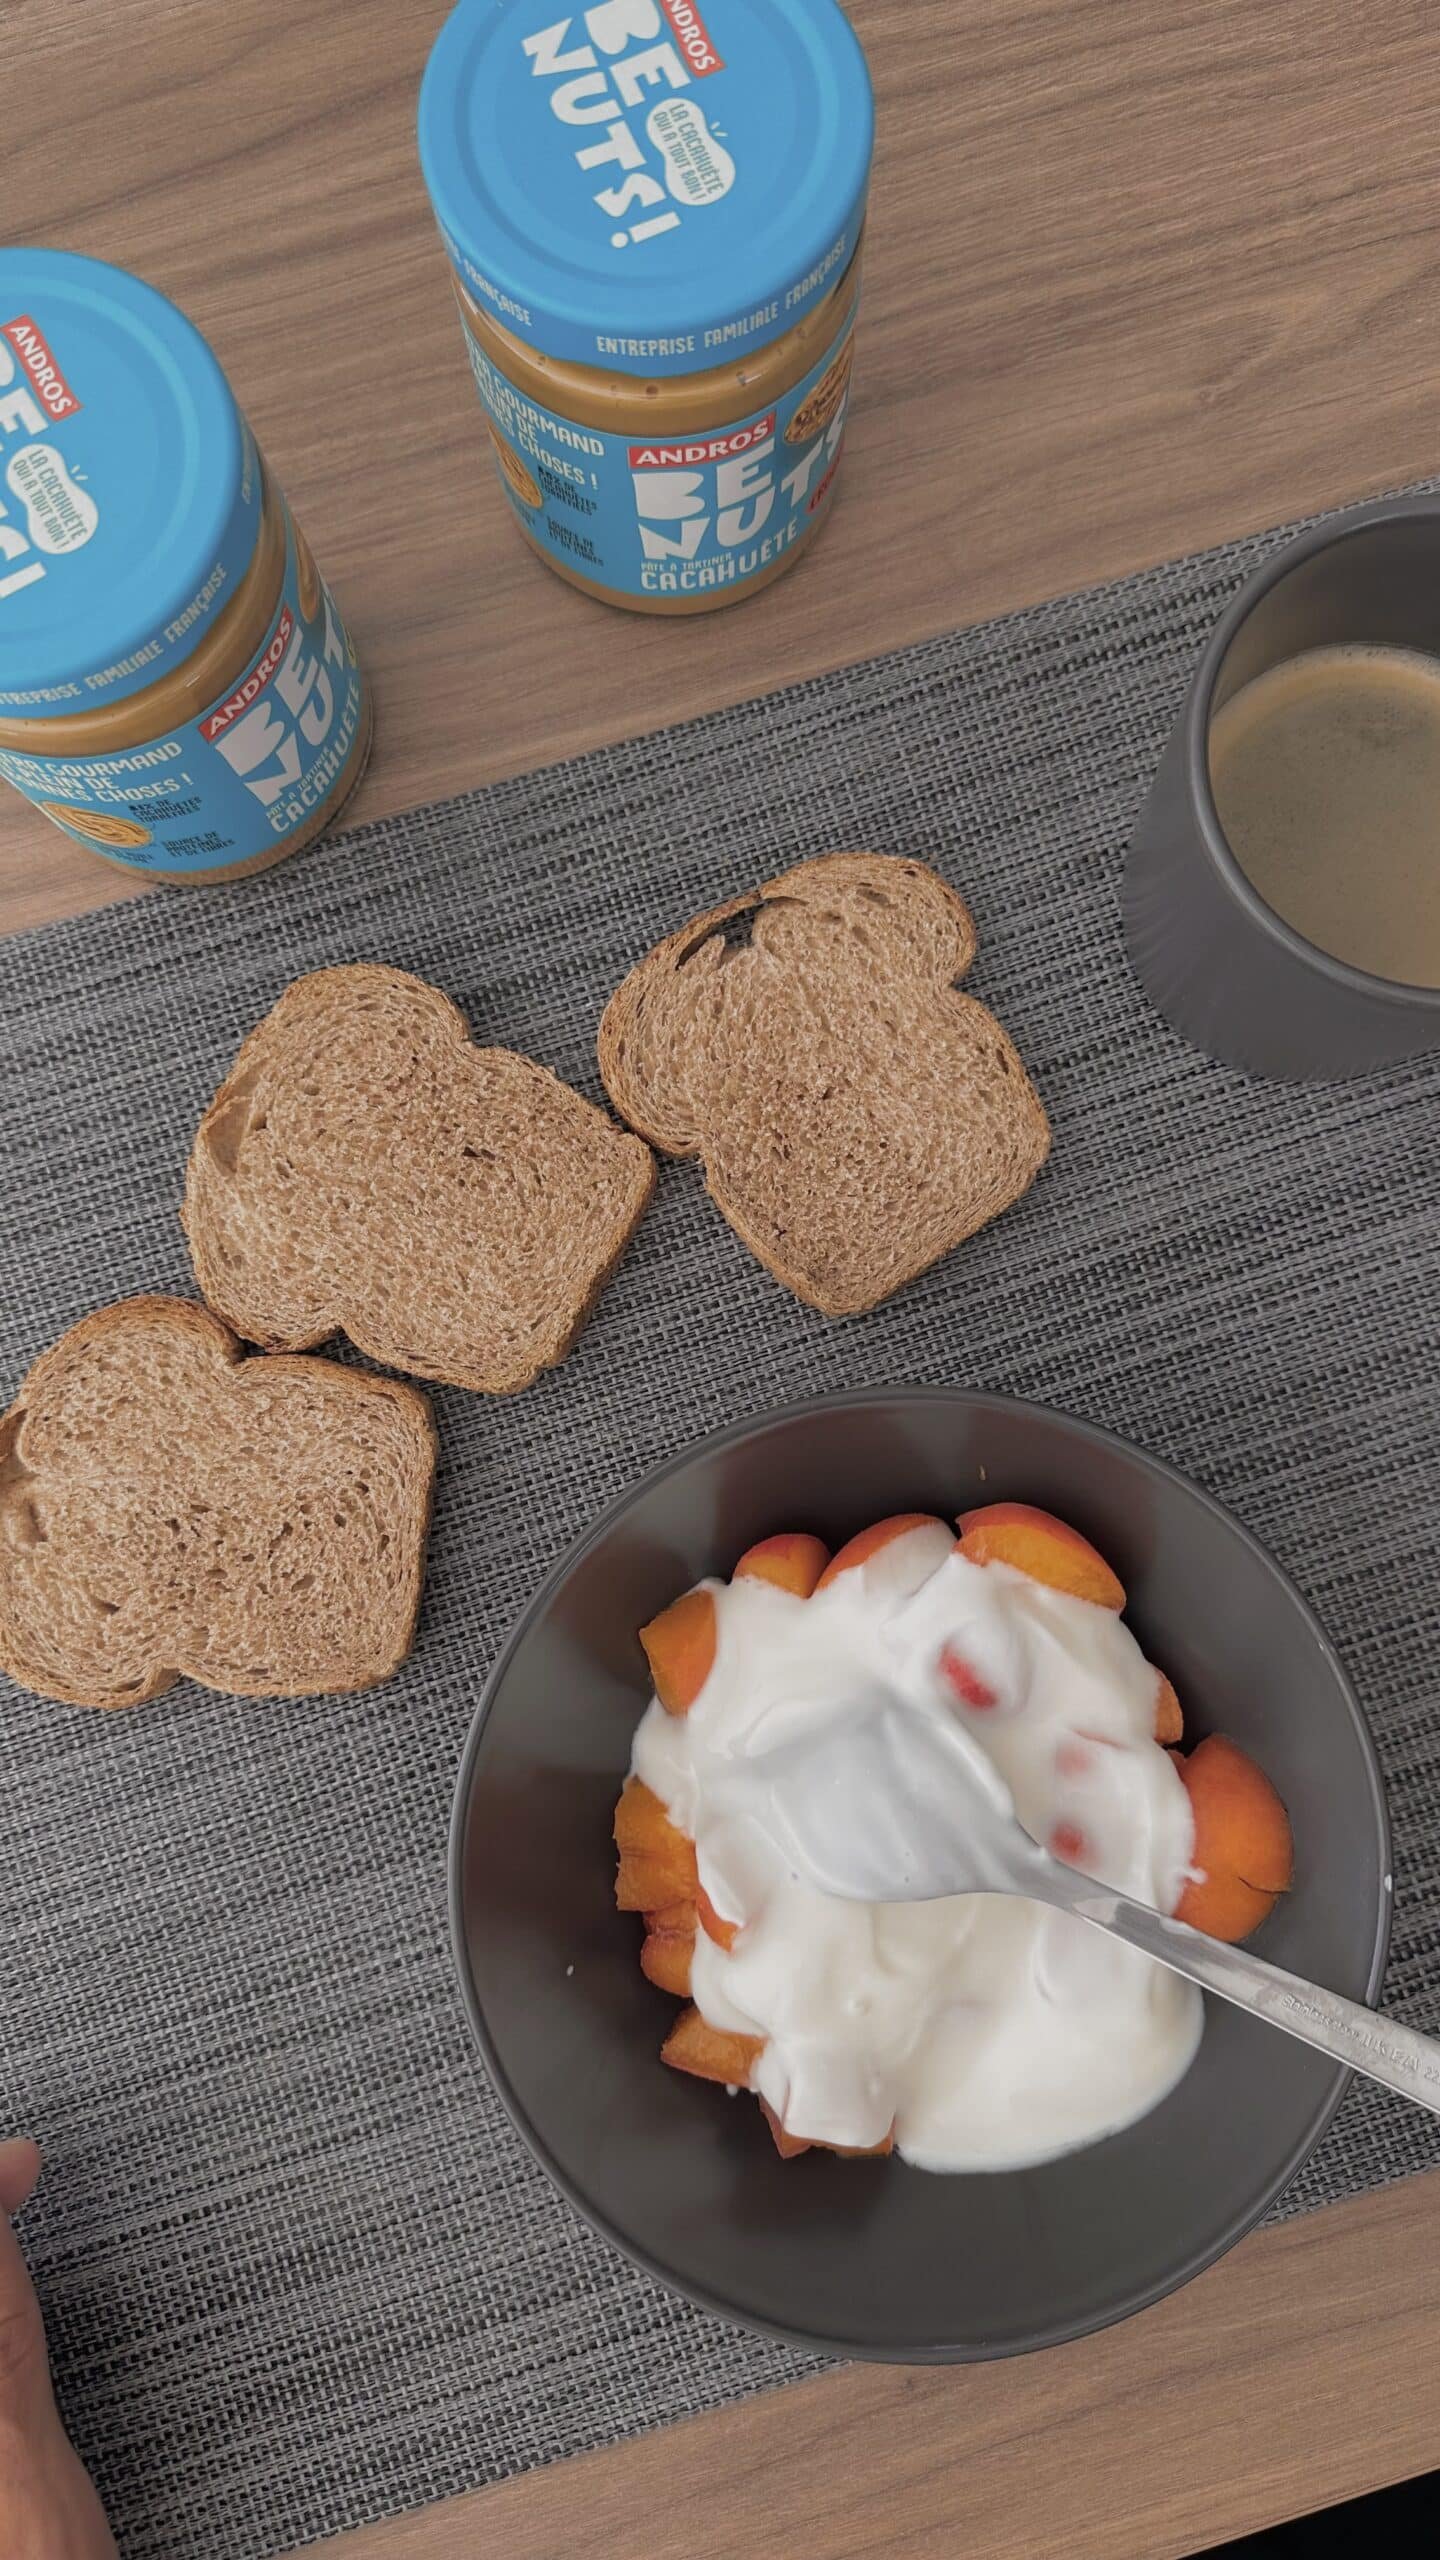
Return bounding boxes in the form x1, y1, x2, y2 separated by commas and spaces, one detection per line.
8, 0, 1440, 929
295, 2170, 1440, 2560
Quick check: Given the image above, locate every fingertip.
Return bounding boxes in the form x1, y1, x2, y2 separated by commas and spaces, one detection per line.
0, 2138, 42, 2214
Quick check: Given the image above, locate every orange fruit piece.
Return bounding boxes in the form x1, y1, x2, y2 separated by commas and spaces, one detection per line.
814, 1513, 954, 1590
1173, 1733, 1294, 1942
639, 1586, 717, 1716
614, 1847, 697, 1911
760, 2098, 813, 2159
638, 1891, 697, 1998
1154, 1673, 1184, 1745
613, 1774, 685, 1854
957, 1501, 1125, 1610
613, 1777, 697, 1911
696, 1883, 740, 1950
661, 2005, 763, 2087
733, 1532, 831, 1597
640, 1924, 694, 1997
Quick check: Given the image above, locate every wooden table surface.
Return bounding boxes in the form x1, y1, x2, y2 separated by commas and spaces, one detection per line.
11, 0, 1440, 2552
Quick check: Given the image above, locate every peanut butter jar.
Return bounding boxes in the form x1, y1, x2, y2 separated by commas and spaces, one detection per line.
0, 250, 370, 883
418, 0, 874, 615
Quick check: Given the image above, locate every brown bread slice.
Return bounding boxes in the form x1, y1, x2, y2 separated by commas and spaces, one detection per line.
0, 1297, 436, 1709
183, 964, 655, 1394
598, 852, 1051, 1316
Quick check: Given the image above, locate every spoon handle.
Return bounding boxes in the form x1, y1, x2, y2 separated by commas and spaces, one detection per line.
1050, 1873, 1433, 2116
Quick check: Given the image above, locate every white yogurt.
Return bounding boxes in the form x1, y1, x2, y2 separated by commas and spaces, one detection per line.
632, 1522, 1202, 2170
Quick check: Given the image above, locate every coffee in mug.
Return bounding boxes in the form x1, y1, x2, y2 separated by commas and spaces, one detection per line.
1209, 645, 1440, 988
1125, 497, 1440, 1075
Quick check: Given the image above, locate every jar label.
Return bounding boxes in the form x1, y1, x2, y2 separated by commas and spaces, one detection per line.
419, 0, 872, 380
0, 351, 265, 716
460, 290, 858, 605
0, 507, 366, 876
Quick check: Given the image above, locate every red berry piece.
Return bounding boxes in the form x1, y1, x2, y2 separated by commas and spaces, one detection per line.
939, 1642, 998, 1710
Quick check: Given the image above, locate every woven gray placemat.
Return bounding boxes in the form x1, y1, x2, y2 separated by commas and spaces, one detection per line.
3, 501, 1439, 2560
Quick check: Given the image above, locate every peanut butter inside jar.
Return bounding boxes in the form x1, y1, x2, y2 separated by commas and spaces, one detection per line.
455, 251, 863, 618
418, 0, 874, 617
1, 471, 368, 890
0, 247, 370, 886
0, 471, 372, 883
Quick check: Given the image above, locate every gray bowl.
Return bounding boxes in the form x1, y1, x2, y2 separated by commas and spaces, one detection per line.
449, 1389, 1390, 2361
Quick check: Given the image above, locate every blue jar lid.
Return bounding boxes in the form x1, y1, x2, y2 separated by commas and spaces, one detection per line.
418, 0, 873, 379
0, 249, 261, 718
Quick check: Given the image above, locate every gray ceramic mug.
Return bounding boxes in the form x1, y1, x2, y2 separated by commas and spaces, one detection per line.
1124, 495, 1440, 1077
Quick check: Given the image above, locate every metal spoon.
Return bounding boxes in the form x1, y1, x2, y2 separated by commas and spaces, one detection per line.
750, 1707, 1434, 2118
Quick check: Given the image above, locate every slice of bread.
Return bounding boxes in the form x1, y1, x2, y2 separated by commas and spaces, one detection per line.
0, 1297, 436, 1709
598, 852, 1051, 1316
183, 965, 655, 1394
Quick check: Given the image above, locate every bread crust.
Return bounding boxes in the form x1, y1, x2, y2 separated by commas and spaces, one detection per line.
184, 965, 655, 1394
0, 1296, 437, 1709
598, 853, 1049, 1316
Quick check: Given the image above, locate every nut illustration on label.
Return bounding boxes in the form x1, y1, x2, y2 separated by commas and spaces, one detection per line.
292, 515, 322, 622
37, 801, 152, 850
486, 422, 542, 510
646, 98, 737, 208
5, 441, 99, 553
785, 341, 854, 445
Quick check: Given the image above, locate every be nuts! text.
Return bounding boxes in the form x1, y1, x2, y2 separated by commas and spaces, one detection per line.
522, 0, 724, 253
206, 593, 350, 821
0, 320, 87, 603
628, 400, 846, 581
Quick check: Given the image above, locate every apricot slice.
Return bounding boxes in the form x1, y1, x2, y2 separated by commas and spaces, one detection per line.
957, 1502, 1125, 1610
1154, 1673, 1184, 1746
616, 1848, 698, 1911
613, 1778, 697, 1911
661, 2005, 763, 2087
1173, 1734, 1294, 1943
613, 1775, 684, 1855
758, 2097, 895, 2160
814, 1513, 954, 1590
759, 2098, 812, 2159
696, 1883, 740, 1950
639, 1585, 717, 1715
640, 1925, 694, 1997
734, 1532, 831, 1598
